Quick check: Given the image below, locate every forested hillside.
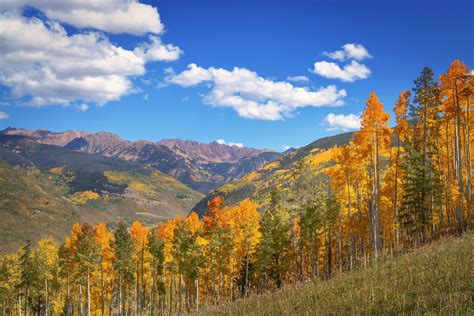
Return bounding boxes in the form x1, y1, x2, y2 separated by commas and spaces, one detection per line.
192, 132, 354, 217
0, 60, 471, 315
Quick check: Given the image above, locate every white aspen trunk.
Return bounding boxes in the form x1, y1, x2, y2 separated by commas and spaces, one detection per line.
194, 276, 199, 312
66, 272, 70, 316
119, 274, 123, 316
373, 130, 381, 257
347, 178, 353, 271
219, 270, 223, 304
454, 83, 464, 231
135, 267, 139, 315
45, 279, 49, 316
17, 290, 21, 316
79, 284, 83, 316
101, 263, 104, 316
394, 139, 401, 246
87, 268, 91, 316
464, 97, 472, 217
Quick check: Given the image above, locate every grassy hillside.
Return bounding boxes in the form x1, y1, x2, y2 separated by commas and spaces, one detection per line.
0, 159, 203, 254
0, 159, 106, 254
193, 132, 354, 216
0, 134, 203, 208
200, 233, 474, 315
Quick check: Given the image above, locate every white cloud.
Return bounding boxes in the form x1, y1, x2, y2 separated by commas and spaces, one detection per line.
315, 43, 372, 82
0, 10, 180, 107
75, 103, 89, 112
135, 36, 182, 62
323, 49, 346, 62
282, 145, 292, 151
167, 64, 346, 120
0, 111, 9, 119
323, 43, 372, 61
323, 113, 361, 131
0, 1, 164, 35
166, 64, 213, 87
287, 75, 309, 82
215, 139, 244, 148
312, 60, 371, 82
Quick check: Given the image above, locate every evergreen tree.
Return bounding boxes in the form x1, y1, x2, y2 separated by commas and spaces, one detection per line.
401, 67, 443, 243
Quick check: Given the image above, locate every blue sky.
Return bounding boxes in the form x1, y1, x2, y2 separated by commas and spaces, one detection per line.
0, 0, 472, 151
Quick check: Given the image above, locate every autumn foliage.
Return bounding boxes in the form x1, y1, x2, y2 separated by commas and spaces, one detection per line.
0, 60, 472, 315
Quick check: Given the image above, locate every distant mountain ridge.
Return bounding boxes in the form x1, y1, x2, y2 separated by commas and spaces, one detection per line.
1, 127, 89, 146
1, 128, 282, 193
158, 138, 269, 164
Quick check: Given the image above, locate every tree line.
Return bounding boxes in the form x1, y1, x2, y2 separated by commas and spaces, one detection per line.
0, 60, 472, 315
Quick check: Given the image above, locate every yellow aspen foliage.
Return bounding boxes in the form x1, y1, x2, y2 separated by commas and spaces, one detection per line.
71, 191, 100, 204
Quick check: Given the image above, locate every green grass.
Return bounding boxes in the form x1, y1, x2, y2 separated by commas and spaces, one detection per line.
201, 233, 474, 315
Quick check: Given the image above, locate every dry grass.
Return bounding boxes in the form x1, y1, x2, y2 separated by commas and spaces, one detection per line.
200, 233, 474, 315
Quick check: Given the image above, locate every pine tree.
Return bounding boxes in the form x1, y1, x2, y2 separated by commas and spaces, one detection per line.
401, 67, 443, 243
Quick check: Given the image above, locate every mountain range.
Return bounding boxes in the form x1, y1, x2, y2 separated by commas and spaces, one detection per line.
2, 128, 281, 193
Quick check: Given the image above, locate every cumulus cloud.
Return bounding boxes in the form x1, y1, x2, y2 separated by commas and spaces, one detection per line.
312, 60, 371, 82
0, 7, 181, 107
0, 111, 9, 119
314, 43, 372, 82
167, 64, 346, 120
135, 36, 182, 62
0, 1, 164, 35
323, 43, 372, 61
215, 139, 244, 148
323, 113, 361, 131
287, 75, 309, 82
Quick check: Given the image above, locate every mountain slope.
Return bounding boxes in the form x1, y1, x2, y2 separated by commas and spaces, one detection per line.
202, 233, 474, 315
0, 159, 111, 254
0, 135, 204, 252
2, 128, 281, 193
192, 132, 354, 216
